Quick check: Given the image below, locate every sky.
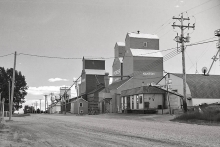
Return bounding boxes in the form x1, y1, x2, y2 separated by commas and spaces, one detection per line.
0, 0, 220, 113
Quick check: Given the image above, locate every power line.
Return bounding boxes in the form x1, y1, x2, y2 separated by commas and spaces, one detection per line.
193, 2, 220, 15
182, 0, 214, 13
153, 19, 173, 35
0, 53, 14, 58
186, 39, 218, 47
0, 38, 218, 61
17, 47, 177, 60
18, 53, 82, 60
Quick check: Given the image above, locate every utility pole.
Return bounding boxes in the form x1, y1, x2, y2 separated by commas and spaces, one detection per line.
172, 13, 195, 113
44, 95, 47, 113
36, 101, 37, 113
8, 81, 10, 120
207, 29, 220, 75
32, 103, 34, 113
10, 51, 17, 120
64, 90, 67, 115
39, 99, 42, 114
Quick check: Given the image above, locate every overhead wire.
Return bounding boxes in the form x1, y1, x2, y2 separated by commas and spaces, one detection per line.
0, 53, 14, 58
193, 2, 220, 16
182, 0, 214, 13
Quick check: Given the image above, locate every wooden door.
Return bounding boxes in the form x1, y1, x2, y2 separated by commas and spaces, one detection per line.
144, 102, 150, 109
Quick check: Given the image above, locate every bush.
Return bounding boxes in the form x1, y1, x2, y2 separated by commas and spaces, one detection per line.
174, 105, 220, 122
174, 111, 201, 121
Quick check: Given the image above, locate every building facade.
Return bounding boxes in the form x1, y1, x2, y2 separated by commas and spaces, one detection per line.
71, 97, 88, 114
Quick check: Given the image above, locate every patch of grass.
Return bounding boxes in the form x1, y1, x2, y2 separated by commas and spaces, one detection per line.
173, 105, 220, 123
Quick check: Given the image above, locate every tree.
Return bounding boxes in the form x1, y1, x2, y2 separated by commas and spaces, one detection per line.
0, 67, 28, 112
23, 105, 34, 114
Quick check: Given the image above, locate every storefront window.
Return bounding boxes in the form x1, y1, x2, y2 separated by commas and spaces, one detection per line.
139, 96, 142, 104
132, 97, 134, 109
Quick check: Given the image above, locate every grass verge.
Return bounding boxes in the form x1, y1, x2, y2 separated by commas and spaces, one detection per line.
172, 105, 220, 125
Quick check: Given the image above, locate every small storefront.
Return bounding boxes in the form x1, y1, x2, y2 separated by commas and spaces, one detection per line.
121, 86, 165, 113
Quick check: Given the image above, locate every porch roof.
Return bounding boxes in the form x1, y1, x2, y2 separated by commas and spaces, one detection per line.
121, 86, 165, 97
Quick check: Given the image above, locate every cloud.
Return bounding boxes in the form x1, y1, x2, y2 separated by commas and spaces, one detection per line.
27, 85, 77, 97
48, 78, 69, 82
27, 86, 61, 95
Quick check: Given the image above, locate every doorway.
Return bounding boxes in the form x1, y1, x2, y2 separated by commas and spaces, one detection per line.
144, 102, 150, 109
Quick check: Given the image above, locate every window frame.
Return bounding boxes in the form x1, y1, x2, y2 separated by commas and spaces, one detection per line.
143, 42, 148, 47
80, 102, 83, 107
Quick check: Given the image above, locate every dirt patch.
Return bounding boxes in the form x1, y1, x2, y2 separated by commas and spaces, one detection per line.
0, 122, 36, 147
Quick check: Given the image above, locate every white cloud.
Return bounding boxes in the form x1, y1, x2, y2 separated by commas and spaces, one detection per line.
48, 78, 69, 82
27, 85, 77, 97
27, 86, 61, 95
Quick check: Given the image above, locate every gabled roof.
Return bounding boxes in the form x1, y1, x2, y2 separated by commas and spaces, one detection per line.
130, 49, 163, 57
172, 73, 220, 98
116, 42, 125, 46
72, 97, 88, 103
127, 32, 159, 39
102, 78, 131, 93
121, 86, 165, 97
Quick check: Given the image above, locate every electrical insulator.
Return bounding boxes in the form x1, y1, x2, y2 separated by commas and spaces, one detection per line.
217, 42, 220, 48
214, 29, 220, 36
186, 33, 190, 43
175, 36, 181, 43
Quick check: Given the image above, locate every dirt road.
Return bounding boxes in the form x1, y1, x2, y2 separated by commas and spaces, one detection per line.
1, 114, 220, 147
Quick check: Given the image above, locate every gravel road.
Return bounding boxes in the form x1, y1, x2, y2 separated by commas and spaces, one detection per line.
1, 114, 220, 147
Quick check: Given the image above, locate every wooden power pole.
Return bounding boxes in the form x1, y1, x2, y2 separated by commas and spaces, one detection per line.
39, 99, 42, 114
44, 95, 47, 113
172, 13, 195, 113
9, 51, 17, 120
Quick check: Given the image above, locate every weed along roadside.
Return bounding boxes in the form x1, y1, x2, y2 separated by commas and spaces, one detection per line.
171, 103, 220, 125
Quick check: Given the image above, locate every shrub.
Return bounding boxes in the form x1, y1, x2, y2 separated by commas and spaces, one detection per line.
174, 105, 220, 122
174, 111, 201, 121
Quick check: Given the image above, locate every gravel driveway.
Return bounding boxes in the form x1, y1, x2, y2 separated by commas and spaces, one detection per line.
1, 113, 220, 147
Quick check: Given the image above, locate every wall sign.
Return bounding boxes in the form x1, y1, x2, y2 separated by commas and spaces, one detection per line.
143, 72, 155, 76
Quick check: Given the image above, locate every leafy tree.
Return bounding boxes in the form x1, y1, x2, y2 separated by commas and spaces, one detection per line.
0, 67, 28, 112
23, 105, 34, 114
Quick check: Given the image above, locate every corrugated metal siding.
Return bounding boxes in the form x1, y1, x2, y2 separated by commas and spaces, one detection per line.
123, 49, 133, 77
129, 38, 159, 50
86, 75, 105, 93
112, 58, 122, 83
115, 44, 125, 58
133, 57, 163, 72
80, 73, 86, 94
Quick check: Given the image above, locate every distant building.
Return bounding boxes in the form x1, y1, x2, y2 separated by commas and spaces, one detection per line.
77, 57, 107, 113
71, 97, 88, 114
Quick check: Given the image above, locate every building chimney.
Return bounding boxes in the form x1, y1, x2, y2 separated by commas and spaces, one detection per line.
104, 72, 109, 87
